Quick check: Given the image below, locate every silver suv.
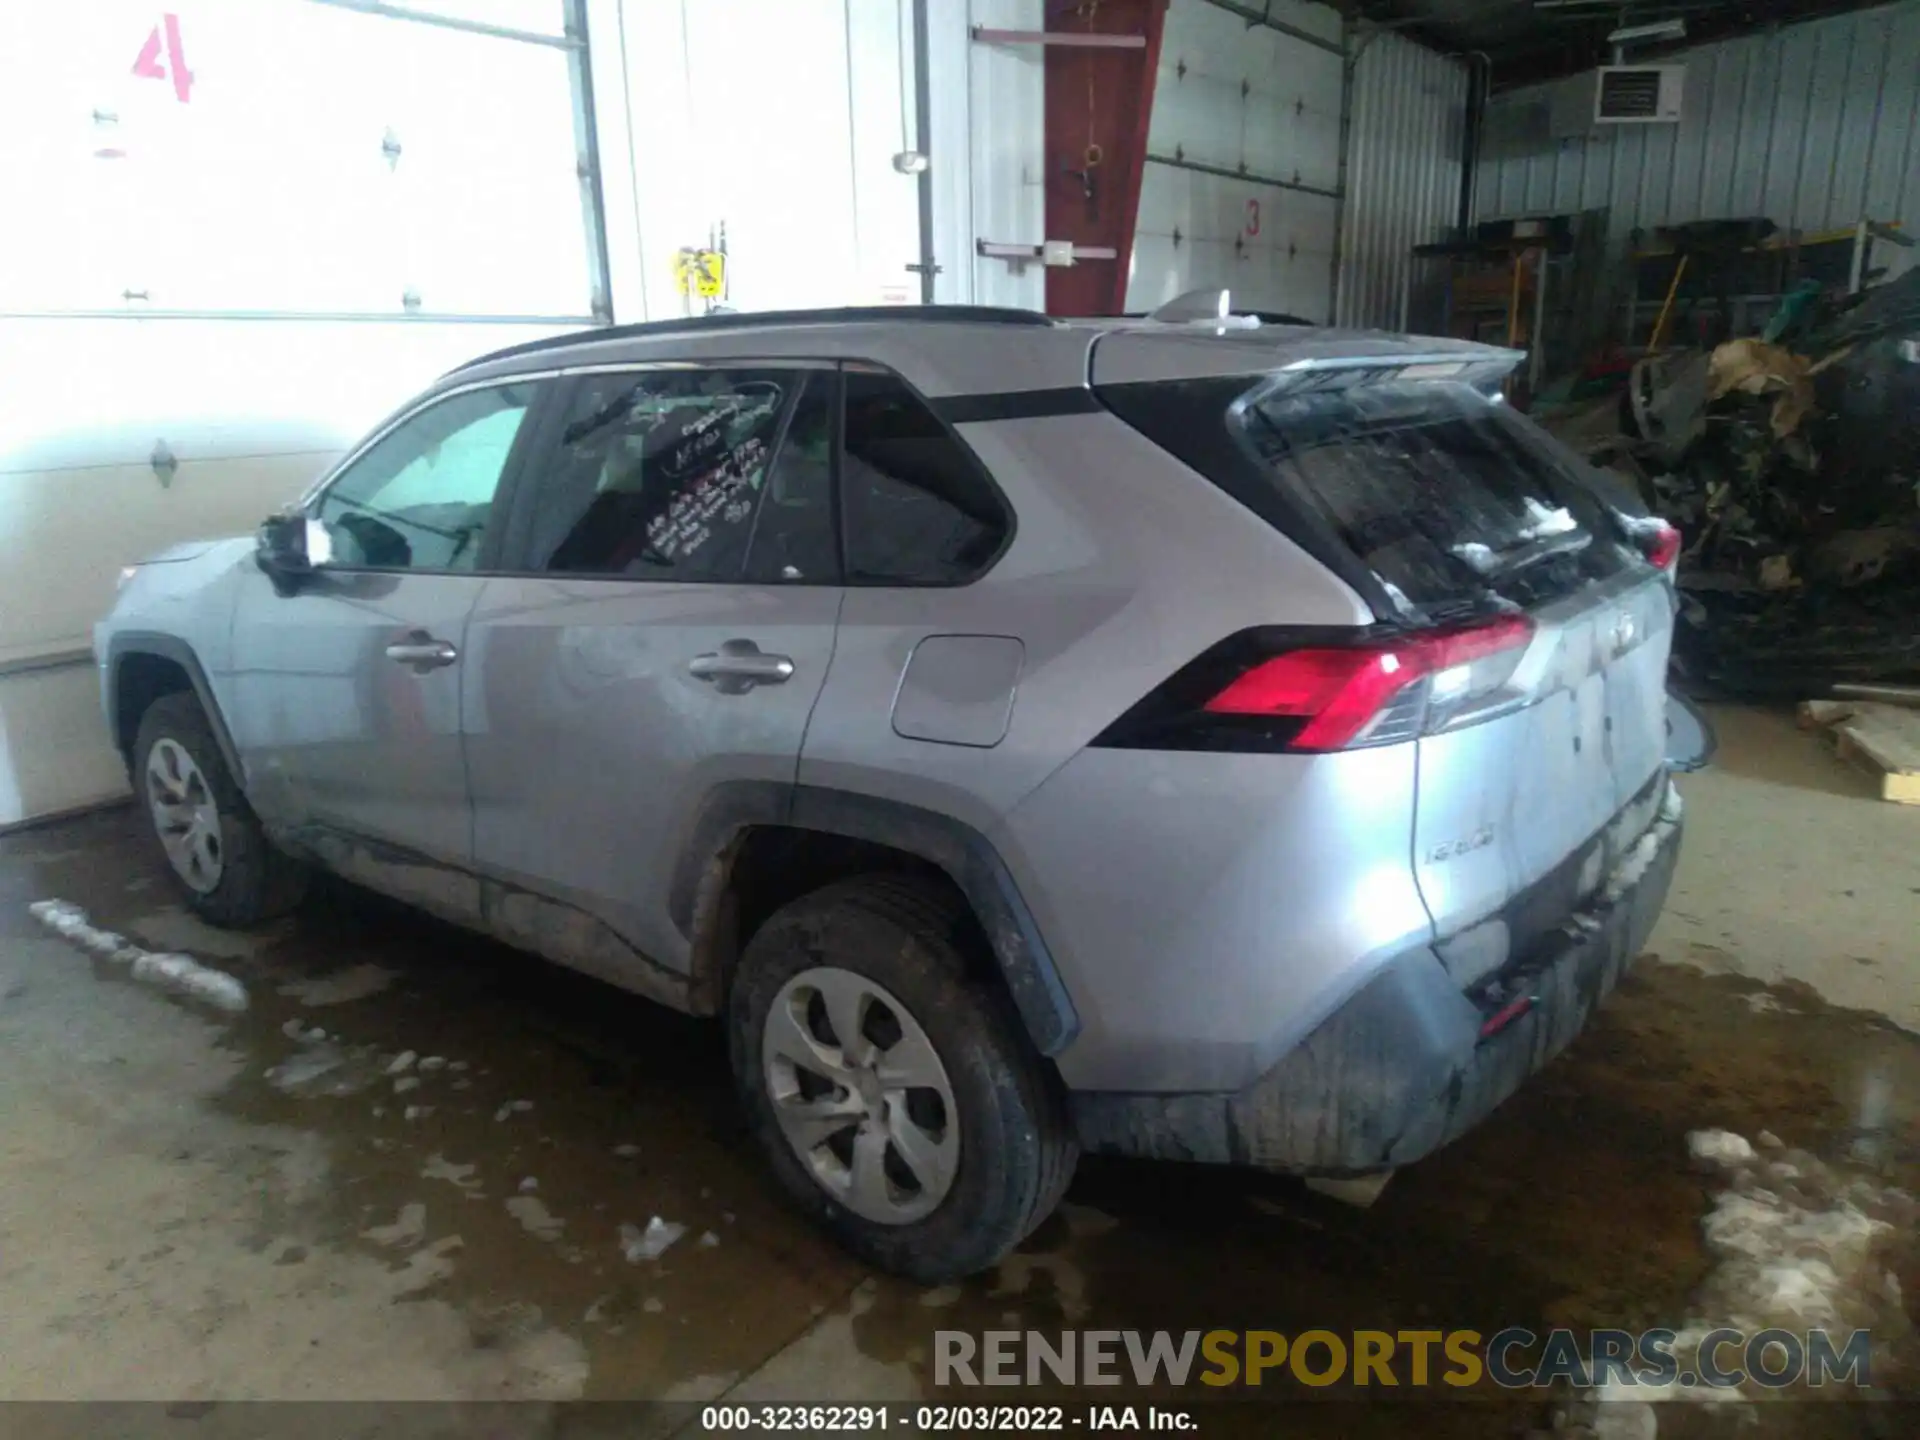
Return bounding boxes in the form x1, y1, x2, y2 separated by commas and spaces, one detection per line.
96, 303, 1684, 1281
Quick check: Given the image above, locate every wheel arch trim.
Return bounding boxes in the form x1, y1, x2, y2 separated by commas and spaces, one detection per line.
104, 633, 245, 784
670, 782, 1082, 1057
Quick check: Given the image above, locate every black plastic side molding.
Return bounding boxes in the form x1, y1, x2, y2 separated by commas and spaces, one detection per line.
103, 632, 245, 784
668, 783, 1082, 1056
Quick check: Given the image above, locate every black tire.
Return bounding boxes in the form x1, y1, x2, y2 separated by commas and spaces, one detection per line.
728, 875, 1077, 1282
132, 691, 309, 927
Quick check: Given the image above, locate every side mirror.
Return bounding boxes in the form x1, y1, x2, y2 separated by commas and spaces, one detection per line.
255, 513, 332, 585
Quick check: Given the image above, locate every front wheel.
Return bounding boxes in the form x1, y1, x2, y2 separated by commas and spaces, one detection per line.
133, 691, 308, 927
728, 876, 1076, 1282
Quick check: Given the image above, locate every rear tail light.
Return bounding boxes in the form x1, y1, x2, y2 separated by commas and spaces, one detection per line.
1094, 614, 1536, 754
1637, 520, 1681, 573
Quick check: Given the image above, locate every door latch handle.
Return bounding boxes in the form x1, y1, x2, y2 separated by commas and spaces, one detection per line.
384, 633, 458, 672
688, 639, 794, 693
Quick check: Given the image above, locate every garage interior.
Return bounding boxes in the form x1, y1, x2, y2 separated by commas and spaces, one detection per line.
1, 0, 1917, 1432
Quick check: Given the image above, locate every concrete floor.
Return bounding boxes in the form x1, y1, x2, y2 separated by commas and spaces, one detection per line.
0, 705, 1915, 1435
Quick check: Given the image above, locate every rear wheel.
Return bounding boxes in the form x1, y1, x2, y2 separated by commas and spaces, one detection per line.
728, 875, 1076, 1282
133, 692, 308, 926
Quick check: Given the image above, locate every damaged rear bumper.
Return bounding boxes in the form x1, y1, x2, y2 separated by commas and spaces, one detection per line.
1069, 783, 1684, 1175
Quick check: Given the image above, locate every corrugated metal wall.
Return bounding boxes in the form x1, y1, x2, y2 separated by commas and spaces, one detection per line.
1478, 0, 1920, 257
1338, 30, 1468, 330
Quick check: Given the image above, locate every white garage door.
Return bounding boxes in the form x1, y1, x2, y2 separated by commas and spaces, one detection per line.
0, 0, 598, 320
0, 0, 605, 828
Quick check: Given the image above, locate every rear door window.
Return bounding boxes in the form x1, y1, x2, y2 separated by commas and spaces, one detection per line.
522, 367, 837, 584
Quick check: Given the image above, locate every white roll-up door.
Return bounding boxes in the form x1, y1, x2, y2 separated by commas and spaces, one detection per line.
0, 0, 605, 828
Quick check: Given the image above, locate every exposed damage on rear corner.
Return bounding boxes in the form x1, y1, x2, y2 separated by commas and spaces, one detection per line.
1069, 781, 1683, 1180
1546, 266, 1920, 699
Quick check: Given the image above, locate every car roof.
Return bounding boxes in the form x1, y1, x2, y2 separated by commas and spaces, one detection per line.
441, 306, 1519, 403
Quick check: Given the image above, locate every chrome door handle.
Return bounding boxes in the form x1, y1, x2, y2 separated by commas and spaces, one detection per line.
688, 639, 794, 693
384, 634, 458, 672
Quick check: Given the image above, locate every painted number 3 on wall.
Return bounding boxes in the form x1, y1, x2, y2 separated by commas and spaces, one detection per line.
133, 13, 194, 104
1245, 199, 1261, 238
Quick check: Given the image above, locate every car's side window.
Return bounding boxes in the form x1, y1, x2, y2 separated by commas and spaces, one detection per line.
314, 382, 535, 572
840, 368, 1012, 585
524, 367, 838, 584
740, 372, 839, 585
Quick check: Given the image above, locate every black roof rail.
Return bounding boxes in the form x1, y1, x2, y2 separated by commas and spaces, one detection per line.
450, 304, 1056, 375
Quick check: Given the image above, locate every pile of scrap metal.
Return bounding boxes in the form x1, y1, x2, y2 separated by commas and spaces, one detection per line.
1579, 268, 1920, 697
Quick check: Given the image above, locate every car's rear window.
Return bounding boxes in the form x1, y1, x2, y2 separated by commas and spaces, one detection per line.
1101, 376, 1637, 617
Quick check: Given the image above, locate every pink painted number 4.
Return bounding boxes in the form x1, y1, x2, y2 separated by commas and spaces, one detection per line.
132, 13, 193, 104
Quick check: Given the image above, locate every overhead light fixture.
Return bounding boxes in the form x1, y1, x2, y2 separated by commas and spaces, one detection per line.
1608, 18, 1686, 45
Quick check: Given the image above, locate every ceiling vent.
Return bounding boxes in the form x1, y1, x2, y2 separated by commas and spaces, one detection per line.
1595, 65, 1684, 124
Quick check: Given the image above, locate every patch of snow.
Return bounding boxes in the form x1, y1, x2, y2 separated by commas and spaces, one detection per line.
267, 1044, 348, 1094
1601, 817, 1674, 903
386, 1050, 418, 1076
30, 899, 248, 1013
1687, 1130, 1755, 1168
698, 1231, 719, 1249
449, 1060, 469, 1073
613, 1143, 640, 1158
1518, 495, 1578, 541
393, 1075, 420, 1094
519, 1176, 539, 1193
277, 963, 396, 1006
391, 1234, 463, 1296
403, 1105, 433, 1121
507, 1195, 565, 1242
421, 1154, 482, 1193
362, 1202, 427, 1249
1449, 540, 1498, 573
495, 1099, 535, 1122
620, 1216, 686, 1262
1559, 1130, 1917, 1419
643, 1296, 665, 1314
419, 1055, 447, 1071
131, 952, 250, 1014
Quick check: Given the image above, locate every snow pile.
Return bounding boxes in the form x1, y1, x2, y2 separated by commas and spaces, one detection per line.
1674, 1128, 1914, 1373
620, 1216, 685, 1262
1554, 1128, 1916, 1436
29, 899, 248, 1013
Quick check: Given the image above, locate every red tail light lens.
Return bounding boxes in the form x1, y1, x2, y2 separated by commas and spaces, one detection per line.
1202, 615, 1535, 751
1206, 647, 1419, 749
1640, 520, 1681, 572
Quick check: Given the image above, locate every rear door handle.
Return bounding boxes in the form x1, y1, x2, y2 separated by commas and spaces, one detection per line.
384, 633, 459, 672
688, 638, 794, 693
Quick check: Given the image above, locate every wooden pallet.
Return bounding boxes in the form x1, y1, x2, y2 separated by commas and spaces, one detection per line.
1799, 700, 1920, 804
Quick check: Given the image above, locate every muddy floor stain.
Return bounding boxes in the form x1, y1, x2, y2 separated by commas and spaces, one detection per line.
2, 806, 1916, 1433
